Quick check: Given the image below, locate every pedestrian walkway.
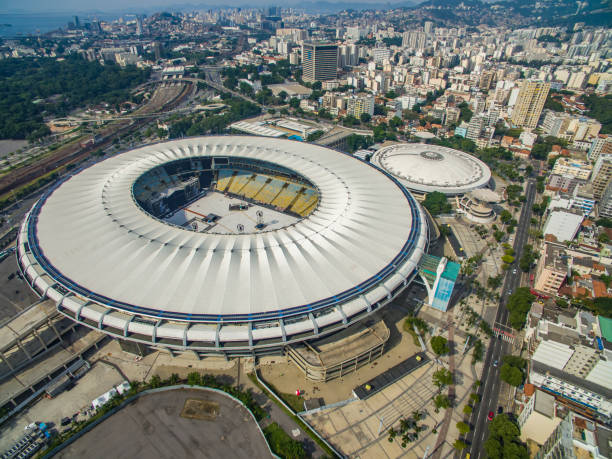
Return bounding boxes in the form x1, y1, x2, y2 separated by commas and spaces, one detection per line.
431, 313, 455, 459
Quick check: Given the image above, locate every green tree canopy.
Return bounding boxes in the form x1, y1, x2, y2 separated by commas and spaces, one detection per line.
0, 55, 150, 140
423, 191, 452, 216
431, 336, 450, 355
433, 368, 453, 389
484, 414, 529, 459
500, 355, 527, 387
506, 287, 535, 329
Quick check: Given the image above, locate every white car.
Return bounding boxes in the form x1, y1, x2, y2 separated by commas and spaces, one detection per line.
512, 268, 517, 274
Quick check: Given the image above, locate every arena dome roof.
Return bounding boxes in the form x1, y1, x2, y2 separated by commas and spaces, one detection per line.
18, 136, 427, 353
372, 143, 491, 195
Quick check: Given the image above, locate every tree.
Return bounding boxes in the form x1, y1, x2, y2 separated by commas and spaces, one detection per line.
519, 250, 536, 272
500, 364, 523, 386
488, 275, 502, 290
506, 287, 535, 329
431, 336, 450, 355
374, 104, 387, 116
458, 101, 473, 123
500, 355, 527, 387
434, 394, 451, 410
385, 90, 398, 99
453, 439, 467, 450
456, 421, 470, 435
484, 414, 529, 459
499, 210, 512, 225
289, 98, 300, 108
187, 371, 201, 386
463, 404, 473, 415
149, 374, 162, 388
433, 368, 453, 389
403, 109, 419, 121
423, 191, 452, 216
389, 116, 403, 129
360, 112, 371, 123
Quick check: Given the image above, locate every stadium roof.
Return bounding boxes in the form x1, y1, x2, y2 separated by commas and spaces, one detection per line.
372, 143, 491, 195
19, 137, 426, 347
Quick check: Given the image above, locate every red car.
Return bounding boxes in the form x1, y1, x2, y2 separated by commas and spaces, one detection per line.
487, 411, 494, 421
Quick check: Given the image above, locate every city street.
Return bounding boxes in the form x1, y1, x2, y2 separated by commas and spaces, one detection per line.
465, 177, 536, 459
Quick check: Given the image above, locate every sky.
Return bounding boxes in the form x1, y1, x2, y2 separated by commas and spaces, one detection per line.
3, 0, 390, 14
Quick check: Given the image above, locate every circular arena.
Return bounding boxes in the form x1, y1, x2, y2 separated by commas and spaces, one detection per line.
17, 136, 427, 356
371, 143, 491, 197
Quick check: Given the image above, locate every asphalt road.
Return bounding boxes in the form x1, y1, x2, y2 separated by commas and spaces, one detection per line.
465, 177, 536, 459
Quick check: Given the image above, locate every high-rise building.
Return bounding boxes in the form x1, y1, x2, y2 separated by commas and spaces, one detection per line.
136, 16, 143, 36
534, 243, 568, 295
302, 42, 338, 83
346, 26, 363, 42
466, 115, 486, 141
599, 180, 612, 218
591, 154, 612, 199
588, 134, 612, 163
74, 16, 80, 28
511, 80, 550, 129
346, 94, 375, 118
372, 46, 391, 64
267, 6, 282, 17
402, 31, 426, 50
424, 21, 433, 34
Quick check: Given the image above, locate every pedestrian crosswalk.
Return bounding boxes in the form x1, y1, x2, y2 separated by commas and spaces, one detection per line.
493, 327, 516, 344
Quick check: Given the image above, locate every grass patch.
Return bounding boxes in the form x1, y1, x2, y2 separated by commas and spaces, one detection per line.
263, 422, 306, 459
403, 316, 428, 346
247, 373, 338, 458
279, 392, 305, 413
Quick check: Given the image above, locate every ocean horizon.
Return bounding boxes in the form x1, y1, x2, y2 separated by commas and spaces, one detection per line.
0, 12, 118, 38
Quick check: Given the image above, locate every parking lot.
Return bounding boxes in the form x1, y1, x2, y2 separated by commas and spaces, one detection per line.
57, 388, 273, 459
0, 255, 39, 323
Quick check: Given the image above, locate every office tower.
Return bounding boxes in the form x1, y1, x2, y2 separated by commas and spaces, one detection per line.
510, 80, 550, 129
267, 6, 281, 17
136, 16, 143, 36
302, 42, 338, 83
74, 16, 80, 28
153, 42, 163, 61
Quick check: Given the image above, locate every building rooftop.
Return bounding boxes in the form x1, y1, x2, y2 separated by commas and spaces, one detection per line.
599, 316, 612, 342
544, 243, 570, 272
371, 143, 491, 195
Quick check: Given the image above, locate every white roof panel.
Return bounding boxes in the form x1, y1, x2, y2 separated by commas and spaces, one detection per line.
31, 136, 426, 323
532, 340, 574, 370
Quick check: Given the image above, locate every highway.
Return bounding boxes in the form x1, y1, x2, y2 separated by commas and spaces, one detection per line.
465, 177, 537, 458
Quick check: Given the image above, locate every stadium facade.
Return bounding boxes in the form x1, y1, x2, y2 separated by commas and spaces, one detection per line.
371, 143, 492, 197
17, 137, 427, 357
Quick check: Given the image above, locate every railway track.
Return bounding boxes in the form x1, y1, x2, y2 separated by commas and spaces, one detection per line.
0, 82, 192, 198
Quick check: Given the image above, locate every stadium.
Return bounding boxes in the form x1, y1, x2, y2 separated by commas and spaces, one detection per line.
371, 143, 492, 198
17, 136, 428, 357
